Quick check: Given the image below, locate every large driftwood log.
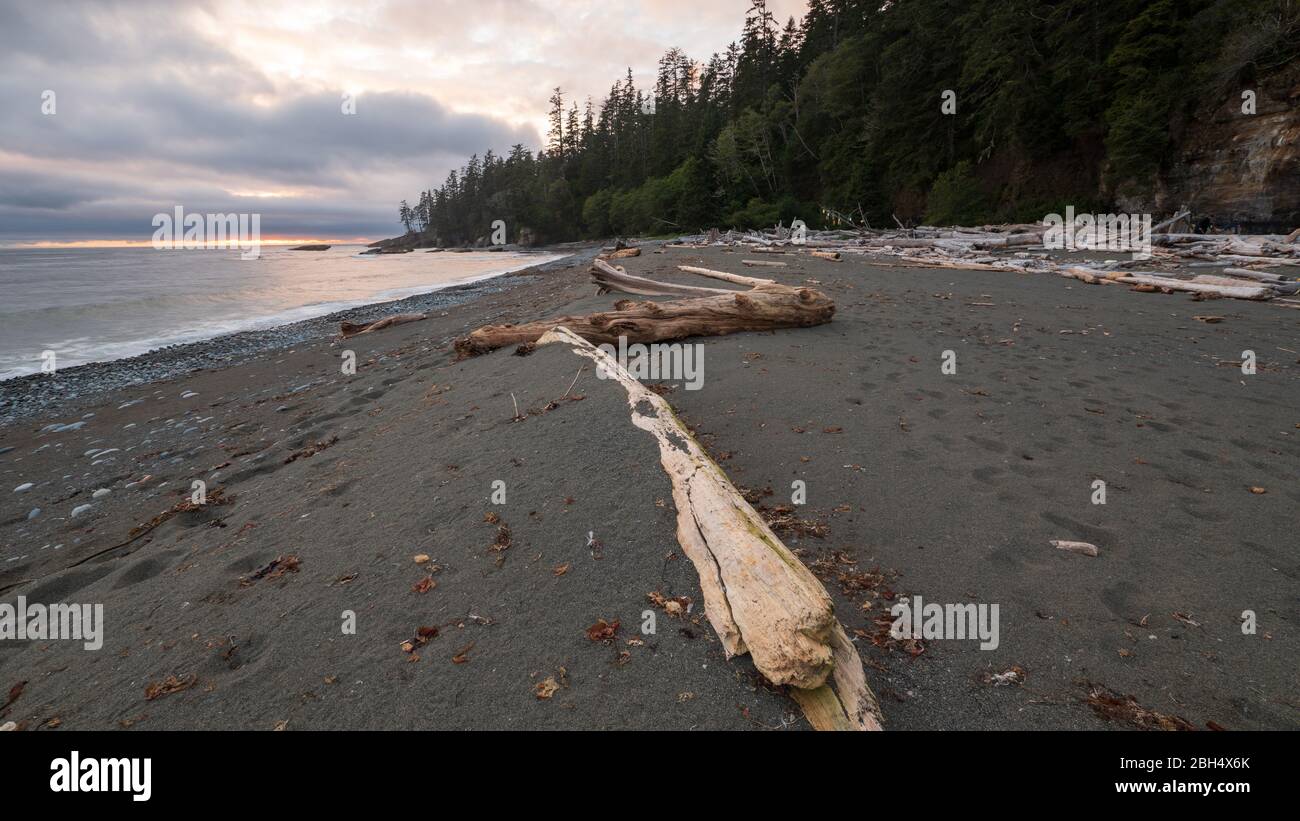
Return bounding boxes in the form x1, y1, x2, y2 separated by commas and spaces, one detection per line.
536, 326, 882, 731
1115, 274, 1273, 300
454, 261, 834, 356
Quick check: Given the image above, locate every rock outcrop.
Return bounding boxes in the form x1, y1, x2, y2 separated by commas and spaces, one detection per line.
1156, 69, 1300, 232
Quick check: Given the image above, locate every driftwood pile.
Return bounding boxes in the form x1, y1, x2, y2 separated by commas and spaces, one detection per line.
668, 220, 1300, 305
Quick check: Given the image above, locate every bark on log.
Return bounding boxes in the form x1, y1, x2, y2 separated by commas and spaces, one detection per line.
536, 326, 882, 731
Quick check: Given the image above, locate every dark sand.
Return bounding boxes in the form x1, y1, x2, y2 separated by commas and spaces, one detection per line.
1, 245, 1296, 730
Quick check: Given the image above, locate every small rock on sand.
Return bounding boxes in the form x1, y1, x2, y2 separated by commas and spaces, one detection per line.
13, 483, 33, 493
1051, 539, 1099, 557
71, 504, 93, 518
92, 488, 111, 499
28, 508, 41, 520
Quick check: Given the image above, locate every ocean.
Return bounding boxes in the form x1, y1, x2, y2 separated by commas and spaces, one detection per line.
0, 245, 563, 380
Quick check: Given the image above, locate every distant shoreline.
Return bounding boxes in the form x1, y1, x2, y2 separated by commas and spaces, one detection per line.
0, 246, 594, 426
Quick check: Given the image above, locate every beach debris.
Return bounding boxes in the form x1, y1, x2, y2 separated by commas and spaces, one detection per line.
144, 673, 198, 701
538, 327, 881, 731
401, 626, 439, 655
534, 677, 561, 700
451, 642, 475, 664
1052, 539, 1099, 557
339, 312, 427, 339
757, 504, 829, 538
413, 554, 431, 564
411, 576, 436, 594
1192, 315, 1226, 323
70, 487, 234, 568
239, 555, 300, 586
981, 666, 1026, 686
283, 435, 338, 464
647, 591, 692, 617
553, 563, 570, 576
2, 681, 26, 713
454, 260, 834, 356
1084, 683, 1195, 731
1172, 611, 1201, 628
585, 618, 620, 643
1249, 486, 1267, 494
487, 522, 512, 563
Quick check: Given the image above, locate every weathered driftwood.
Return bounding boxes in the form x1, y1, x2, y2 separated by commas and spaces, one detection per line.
340, 313, 427, 338
454, 263, 834, 356
1114, 274, 1273, 300
741, 259, 788, 267
599, 247, 641, 259
536, 326, 882, 731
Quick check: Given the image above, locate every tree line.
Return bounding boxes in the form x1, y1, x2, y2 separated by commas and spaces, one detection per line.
398, 0, 1299, 244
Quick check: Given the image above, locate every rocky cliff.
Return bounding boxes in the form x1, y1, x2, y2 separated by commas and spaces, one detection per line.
1156, 68, 1300, 232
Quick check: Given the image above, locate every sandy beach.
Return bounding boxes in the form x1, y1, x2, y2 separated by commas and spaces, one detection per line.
1, 245, 1296, 731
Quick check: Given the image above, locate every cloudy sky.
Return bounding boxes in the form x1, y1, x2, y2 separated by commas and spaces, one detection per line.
0, 0, 806, 245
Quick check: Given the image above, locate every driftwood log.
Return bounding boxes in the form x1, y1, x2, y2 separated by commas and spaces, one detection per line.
537, 326, 882, 731
340, 313, 427, 339
454, 260, 834, 356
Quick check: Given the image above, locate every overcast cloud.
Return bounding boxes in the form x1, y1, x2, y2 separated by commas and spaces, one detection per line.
0, 0, 805, 243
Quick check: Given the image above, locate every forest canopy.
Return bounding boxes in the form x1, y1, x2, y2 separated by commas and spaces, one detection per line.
397, 0, 1300, 244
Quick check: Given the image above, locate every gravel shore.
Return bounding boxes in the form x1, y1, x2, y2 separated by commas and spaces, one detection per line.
0, 247, 592, 427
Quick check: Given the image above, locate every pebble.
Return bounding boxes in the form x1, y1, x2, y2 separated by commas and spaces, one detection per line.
181, 391, 199, 399
92, 488, 111, 499
71, 504, 93, 517
28, 508, 41, 520
0, 446, 15, 455
13, 483, 33, 493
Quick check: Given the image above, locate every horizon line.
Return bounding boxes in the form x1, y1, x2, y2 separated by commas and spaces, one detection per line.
0, 236, 380, 250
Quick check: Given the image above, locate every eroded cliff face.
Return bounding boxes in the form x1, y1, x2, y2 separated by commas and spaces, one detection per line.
1155, 71, 1300, 231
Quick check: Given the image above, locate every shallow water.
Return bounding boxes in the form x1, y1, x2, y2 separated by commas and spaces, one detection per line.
0, 245, 562, 380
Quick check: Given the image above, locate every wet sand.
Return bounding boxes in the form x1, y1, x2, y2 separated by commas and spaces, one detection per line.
1, 245, 1296, 730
